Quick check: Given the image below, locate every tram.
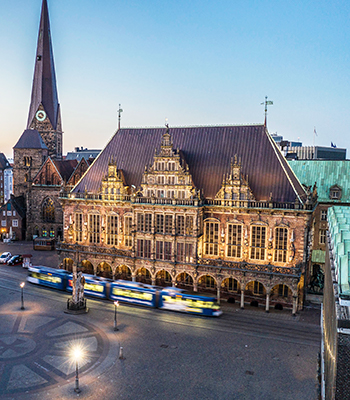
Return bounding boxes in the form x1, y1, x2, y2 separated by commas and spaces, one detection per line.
27, 267, 222, 317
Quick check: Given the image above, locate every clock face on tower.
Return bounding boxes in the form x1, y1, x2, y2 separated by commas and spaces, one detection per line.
36, 110, 46, 121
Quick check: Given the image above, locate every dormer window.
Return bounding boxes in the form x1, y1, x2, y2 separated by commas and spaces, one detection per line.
329, 185, 342, 200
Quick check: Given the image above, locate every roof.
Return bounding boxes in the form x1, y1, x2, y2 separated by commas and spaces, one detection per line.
288, 160, 350, 203
73, 125, 307, 203
0, 195, 26, 219
27, 0, 59, 130
0, 153, 11, 170
66, 149, 101, 162
328, 206, 350, 301
13, 129, 48, 150
52, 159, 78, 181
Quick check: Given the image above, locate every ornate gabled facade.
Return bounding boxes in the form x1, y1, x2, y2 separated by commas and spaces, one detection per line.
215, 156, 255, 201
59, 125, 315, 314
141, 127, 198, 200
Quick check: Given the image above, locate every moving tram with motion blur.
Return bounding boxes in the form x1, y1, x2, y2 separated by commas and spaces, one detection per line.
27, 267, 222, 317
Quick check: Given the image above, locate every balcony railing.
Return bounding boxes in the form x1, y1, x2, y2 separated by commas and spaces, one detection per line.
59, 192, 312, 210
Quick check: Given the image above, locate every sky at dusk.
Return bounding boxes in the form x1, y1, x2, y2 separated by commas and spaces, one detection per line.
1, 0, 349, 159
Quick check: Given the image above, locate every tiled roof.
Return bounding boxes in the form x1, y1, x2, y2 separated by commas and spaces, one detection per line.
53, 159, 78, 181
289, 160, 350, 203
0, 153, 10, 170
13, 129, 48, 150
27, 0, 59, 130
328, 206, 350, 301
73, 125, 306, 203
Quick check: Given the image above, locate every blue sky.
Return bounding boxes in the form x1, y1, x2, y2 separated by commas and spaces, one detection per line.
1, 0, 349, 159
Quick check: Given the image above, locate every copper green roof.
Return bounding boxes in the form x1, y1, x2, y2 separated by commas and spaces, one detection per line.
328, 206, 350, 303
288, 160, 350, 203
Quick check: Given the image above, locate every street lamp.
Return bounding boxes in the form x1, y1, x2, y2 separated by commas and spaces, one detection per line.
72, 346, 82, 393
20, 282, 25, 310
114, 301, 119, 331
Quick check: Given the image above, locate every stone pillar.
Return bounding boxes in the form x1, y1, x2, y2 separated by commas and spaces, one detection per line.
217, 286, 220, 304
132, 274, 136, 282
240, 290, 244, 309
151, 278, 156, 286
265, 293, 270, 313
193, 282, 198, 292
172, 279, 176, 287
292, 295, 298, 316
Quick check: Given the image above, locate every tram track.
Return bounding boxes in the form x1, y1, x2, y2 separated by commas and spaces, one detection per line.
0, 268, 321, 347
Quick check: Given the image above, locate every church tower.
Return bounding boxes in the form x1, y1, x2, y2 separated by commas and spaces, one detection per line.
27, 0, 62, 159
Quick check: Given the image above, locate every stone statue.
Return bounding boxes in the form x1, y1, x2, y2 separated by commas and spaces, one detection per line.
72, 271, 85, 303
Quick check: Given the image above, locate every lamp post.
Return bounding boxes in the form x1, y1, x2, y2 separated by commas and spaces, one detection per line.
72, 347, 82, 393
114, 301, 119, 331
20, 282, 25, 310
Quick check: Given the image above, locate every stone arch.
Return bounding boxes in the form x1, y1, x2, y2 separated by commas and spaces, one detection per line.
221, 277, 241, 293
175, 272, 194, 290
135, 267, 152, 284
245, 280, 267, 298
81, 260, 94, 275
197, 274, 218, 293
96, 262, 113, 279
156, 270, 172, 287
114, 264, 132, 281
270, 283, 293, 303
63, 258, 74, 272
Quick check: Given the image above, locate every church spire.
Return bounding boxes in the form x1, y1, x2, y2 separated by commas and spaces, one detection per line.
27, 0, 60, 131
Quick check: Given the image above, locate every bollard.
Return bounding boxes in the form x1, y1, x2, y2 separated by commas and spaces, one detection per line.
119, 346, 125, 360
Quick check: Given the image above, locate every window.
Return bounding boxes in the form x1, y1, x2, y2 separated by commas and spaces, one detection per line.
250, 226, 266, 260
13, 211, 16, 216
137, 213, 145, 232
319, 229, 326, 244
107, 215, 118, 245
168, 176, 175, 184
42, 198, 55, 223
157, 176, 165, 184
227, 224, 242, 258
137, 239, 151, 258
164, 242, 172, 260
155, 214, 164, 233
177, 242, 193, 263
278, 284, 289, 297
156, 241, 163, 259
89, 214, 100, 244
330, 186, 341, 200
2, 211, 5, 216
253, 281, 264, 295
165, 215, 173, 234
204, 221, 219, 256
7, 211, 11, 216
168, 162, 175, 171
145, 213, 152, 233
125, 216, 133, 247
176, 215, 185, 235
274, 227, 288, 263
157, 190, 165, 198
1, 220, 6, 227
320, 210, 327, 221
75, 213, 83, 242
178, 191, 185, 199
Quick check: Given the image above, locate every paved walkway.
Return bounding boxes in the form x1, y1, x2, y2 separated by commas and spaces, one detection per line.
0, 302, 118, 399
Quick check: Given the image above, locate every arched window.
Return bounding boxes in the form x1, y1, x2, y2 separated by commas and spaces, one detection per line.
42, 198, 55, 222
